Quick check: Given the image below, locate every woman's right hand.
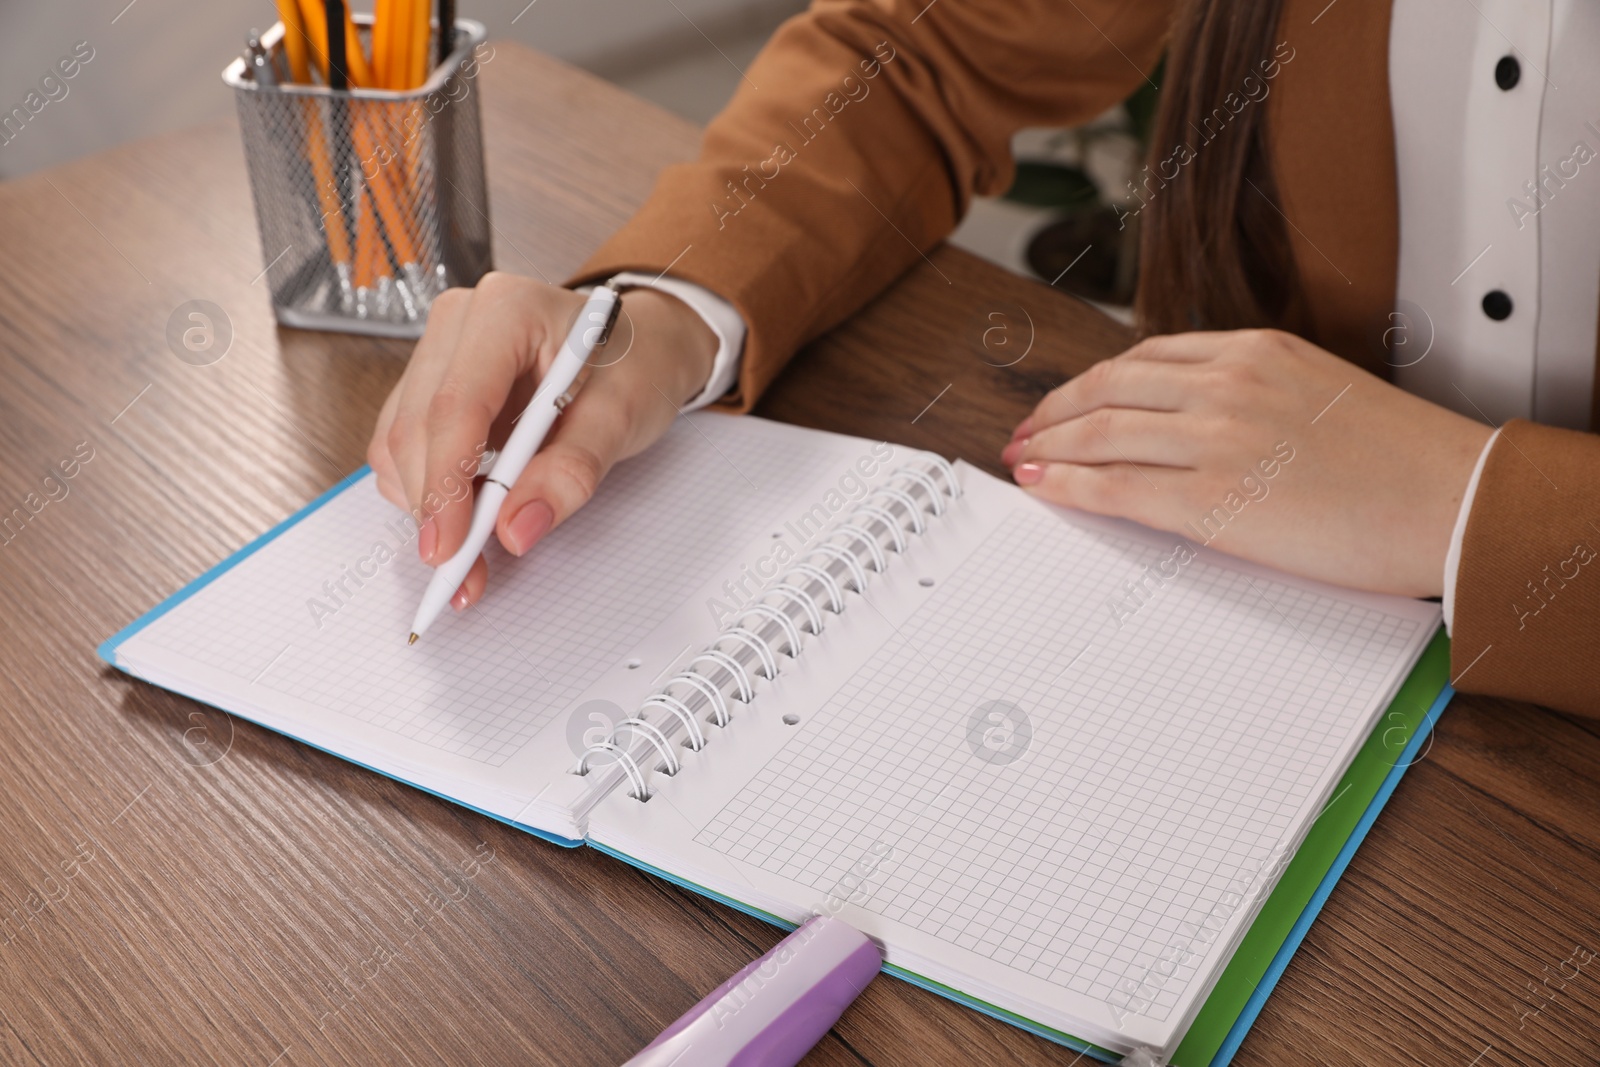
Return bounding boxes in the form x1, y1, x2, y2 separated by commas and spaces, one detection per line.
366, 272, 719, 611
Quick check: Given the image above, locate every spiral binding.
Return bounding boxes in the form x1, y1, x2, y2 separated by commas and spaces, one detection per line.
576, 453, 962, 799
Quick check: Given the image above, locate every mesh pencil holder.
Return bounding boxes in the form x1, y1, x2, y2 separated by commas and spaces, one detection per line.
223, 18, 493, 338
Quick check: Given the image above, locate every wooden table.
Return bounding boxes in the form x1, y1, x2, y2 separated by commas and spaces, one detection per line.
0, 41, 1595, 1067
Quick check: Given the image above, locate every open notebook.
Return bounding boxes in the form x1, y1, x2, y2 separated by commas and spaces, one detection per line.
101, 413, 1449, 1064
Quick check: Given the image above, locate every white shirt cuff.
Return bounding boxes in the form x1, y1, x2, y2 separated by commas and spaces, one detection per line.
1442, 429, 1500, 634
607, 271, 747, 411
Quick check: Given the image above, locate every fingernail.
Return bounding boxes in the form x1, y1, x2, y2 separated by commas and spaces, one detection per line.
1010, 417, 1033, 441
1014, 462, 1045, 486
450, 586, 470, 612
418, 518, 438, 563
1001, 438, 1029, 467
506, 499, 555, 557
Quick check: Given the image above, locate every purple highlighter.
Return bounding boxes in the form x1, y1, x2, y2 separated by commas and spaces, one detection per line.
623, 916, 882, 1067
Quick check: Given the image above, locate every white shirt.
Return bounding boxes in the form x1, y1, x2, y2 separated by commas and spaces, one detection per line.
1391, 0, 1600, 428
1392, 0, 1599, 626
658, 0, 1600, 625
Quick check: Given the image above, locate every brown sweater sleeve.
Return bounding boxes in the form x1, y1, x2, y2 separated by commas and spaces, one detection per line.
567, 0, 1174, 410
1451, 419, 1600, 715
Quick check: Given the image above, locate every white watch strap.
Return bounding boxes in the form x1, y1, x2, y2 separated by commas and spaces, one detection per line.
607, 270, 748, 411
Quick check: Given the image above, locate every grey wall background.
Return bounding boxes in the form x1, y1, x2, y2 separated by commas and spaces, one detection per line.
0, 0, 804, 179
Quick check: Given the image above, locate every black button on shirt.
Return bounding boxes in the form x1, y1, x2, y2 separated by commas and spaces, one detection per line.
1496, 55, 1521, 90
1483, 290, 1513, 320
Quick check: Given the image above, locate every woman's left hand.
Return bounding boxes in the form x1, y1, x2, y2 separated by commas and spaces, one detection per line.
1000, 329, 1494, 598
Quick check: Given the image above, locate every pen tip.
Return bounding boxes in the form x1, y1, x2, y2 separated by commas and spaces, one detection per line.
408, 632, 419, 646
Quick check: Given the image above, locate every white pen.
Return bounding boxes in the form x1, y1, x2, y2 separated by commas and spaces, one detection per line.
408, 280, 622, 643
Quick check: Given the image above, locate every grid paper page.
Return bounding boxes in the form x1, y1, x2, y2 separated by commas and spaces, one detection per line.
131, 415, 858, 766
694, 506, 1429, 1017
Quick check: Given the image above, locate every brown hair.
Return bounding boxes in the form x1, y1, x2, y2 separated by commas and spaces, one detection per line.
1133, 0, 1298, 337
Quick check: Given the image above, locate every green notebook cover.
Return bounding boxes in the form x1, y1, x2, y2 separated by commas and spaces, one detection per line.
592, 629, 1454, 1065
1170, 626, 1451, 1065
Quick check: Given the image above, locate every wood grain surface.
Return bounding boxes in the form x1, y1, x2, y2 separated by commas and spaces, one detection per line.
0, 41, 1595, 1067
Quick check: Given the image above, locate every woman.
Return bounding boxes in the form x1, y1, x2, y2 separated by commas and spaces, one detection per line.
367, 0, 1600, 714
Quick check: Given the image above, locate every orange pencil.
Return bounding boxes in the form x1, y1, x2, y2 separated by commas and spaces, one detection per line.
276, 0, 354, 296
383, 0, 429, 266
334, 0, 411, 267
353, 189, 379, 291
390, 0, 411, 90
341, 3, 374, 88
350, 118, 419, 264
274, 0, 312, 82
372, 0, 392, 89
411, 0, 430, 88
293, 0, 330, 79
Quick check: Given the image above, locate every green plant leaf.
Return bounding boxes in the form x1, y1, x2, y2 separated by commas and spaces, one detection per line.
1124, 57, 1164, 146
1002, 162, 1099, 209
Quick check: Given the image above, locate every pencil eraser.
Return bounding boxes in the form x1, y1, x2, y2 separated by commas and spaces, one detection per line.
623, 916, 882, 1067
